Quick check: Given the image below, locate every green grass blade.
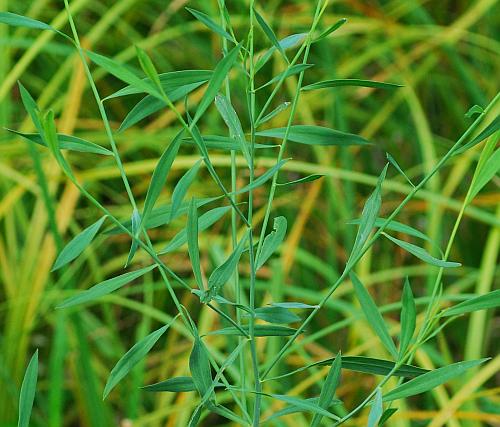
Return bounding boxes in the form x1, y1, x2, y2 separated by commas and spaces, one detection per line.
347, 217, 431, 243
207, 325, 298, 337
442, 289, 500, 316
142, 376, 196, 392
313, 18, 347, 42
257, 64, 313, 91
253, 306, 300, 324
170, 160, 202, 222
186, 7, 235, 43
125, 209, 141, 267
302, 79, 402, 91
17, 350, 38, 427
253, 8, 288, 61
367, 388, 383, 427
399, 278, 416, 358
469, 146, 500, 199
189, 337, 213, 399
187, 198, 204, 291
256, 216, 287, 269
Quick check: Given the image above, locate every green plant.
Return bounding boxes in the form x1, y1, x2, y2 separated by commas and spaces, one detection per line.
1, 1, 499, 426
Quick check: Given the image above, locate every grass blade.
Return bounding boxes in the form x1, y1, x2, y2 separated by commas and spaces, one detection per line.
52, 216, 107, 271
383, 233, 461, 268
347, 217, 431, 243
277, 174, 324, 187
208, 325, 298, 337
187, 198, 204, 291
257, 101, 291, 126
256, 216, 287, 269
383, 359, 489, 401
253, 306, 301, 324
253, 8, 288, 61
442, 289, 500, 316
189, 337, 213, 400
57, 265, 157, 309
313, 18, 347, 42
386, 152, 414, 187
302, 79, 402, 91
367, 388, 383, 427
103, 322, 174, 399
469, 146, 500, 199
186, 7, 235, 44
170, 160, 202, 222
399, 278, 416, 358
18, 350, 38, 427
454, 116, 500, 155
125, 209, 141, 267
142, 376, 196, 392
351, 272, 398, 360
257, 64, 313, 91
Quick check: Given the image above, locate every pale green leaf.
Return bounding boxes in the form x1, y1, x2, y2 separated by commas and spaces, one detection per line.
256, 216, 287, 269
442, 289, 500, 317
17, 350, 38, 427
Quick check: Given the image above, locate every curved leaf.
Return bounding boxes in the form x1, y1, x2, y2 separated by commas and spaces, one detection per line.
18, 350, 38, 427
142, 376, 196, 392
256, 216, 287, 269
442, 289, 500, 317
302, 79, 402, 91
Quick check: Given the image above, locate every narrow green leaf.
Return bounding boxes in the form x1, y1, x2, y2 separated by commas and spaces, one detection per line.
257, 101, 291, 126
192, 42, 242, 125
277, 174, 324, 187
233, 159, 289, 195
17, 350, 38, 427
142, 376, 196, 392
0, 11, 69, 40
18, 82, 43, 132
442, 289, 500, 317
383, 233, 461, 268
6, 129, 113, 156
57, 265, 156, 309
351, 272, 398, 360
469, 147, 500, 199
253, 306, 300, 324
271, 302, 318, 309
254, 8, 287, 61
135, 46, 162, 91
264, 397, 342, 423
257, 64, 313, 91
186, 7, 235, 43
206, 235, 248, 300
183, 135, 275, 151
399, 278, 416, 358
103, 322, 173, 399
141, 131, 183, 229
259, 393, 340, 421
189, 337, 213, 399
386, 152, 414, 187
313, 18, 347, 42
302, 79, 402, 91
86, 50, 160, 99
256, 125, 370, 146
255, 33, 306, 72
52, 216, 107, 271
256, 216, 287, 269
465, 105, 484, 118
348, 164, 388, 265
368, 388, 383, 427
187, 198, 204, 291
383, 359, 489, 401
311, 351, 342, 427
125, 209, 141, 267
454, 116, 500, 155
379, 408, 398, 426
214, 94, 251, 165
347, 217, 431, 243
159, 206, 231, 254
208, 325, 298, 337
170, 160, 202, 222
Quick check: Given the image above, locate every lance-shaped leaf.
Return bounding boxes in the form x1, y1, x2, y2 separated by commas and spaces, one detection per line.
233, 159, 289, 195
383, 233, 461, 268
52, 216, 107, 271
186, 7, 235, 43
257, 64, 313, 91
351, 272, 398, 360
141, 131, 183, 229
469, 147, 500, 199
347, 217, 431, 243
302, 79, 402, 91
183, 135, 274, 151
0, 11, 70, 40
257, 101, 291, 126
18, 350, 38, 427
160, 206, 231, 254
347, 164, 388, 266
187, 199, 204, 291
125, 209, 141, 267
256, 216, 287, 269
271, 302, 318, 309
379, 408, 398, 426
277, 174, 324, 187
192, 42, 242, 125
253, 8, 287, 61
399, 278, 416, 358
465, 105, 484, 118
189, 337, 213, 400
170, 160, 202, 222
454, 116, 500, 155
135, 46, 162, 92
313, 18, 347, 43
383, 359, 488, 401
368, 388, 383, 427
103, 322, 173, 399
206, 235, 248, 300
255, 33, 307, 72
86, 50, 161, 99
214, 94, 251, 165
311, 351, 342, 427
6, 129, 113, 156
253, 306, 300, 324
442, 289, 500, 317
208, 325, 298, 337
265, 397, 342, 423
142, 376, 196, 392
256, 125, 370, 146
386, 152, 414, 187
57, 265, 157, 309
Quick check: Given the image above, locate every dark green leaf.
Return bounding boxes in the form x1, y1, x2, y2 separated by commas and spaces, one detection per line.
277, 174, 324, 187
187, 198, 204, 291
189, 337, 213, 399
207, 325, 298, 337
383, 359, 488, 401
383, 233, 461, 268
125, 209, 141, 267
256, 216, 287, 269
386, 152, 414, 187
347, 217, 431, 243
52, 216, 107, 271
259, 393, 340, 421
255, 33, 306, 72
256, 125, 370, 146
379, 408, 398, 426
160, 206, 231, 254
135, 46, 162, 91
17, 350, 38, 427
6, 129, 113, 156
0, 12, 69, 40
351, 272, 398, 359
257, 64, 313, 91
186, 7, 235, 43
170, 160, 202, 222
465, 105, 484, 118
183, 135, 275, 151
192, 42, 242, 125
142, 376, 196, 392
264, 397, 342, 423
253, 306, 300, 324
399, 278, 416, 358
442, 289, 500, 317
302, 79, 402, 91
57, 265, 156, 309
254, 8, 287, 61
469, 147, 500, 199
103, 322, 172, 399
454, 116, 500, 155
257, 102, 291, 126
313, 18, 347, 42
271, 302, 318, 309
233, 159, 289, 195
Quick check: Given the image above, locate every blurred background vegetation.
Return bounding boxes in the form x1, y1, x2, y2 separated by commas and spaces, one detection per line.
0, 0, 499, 426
